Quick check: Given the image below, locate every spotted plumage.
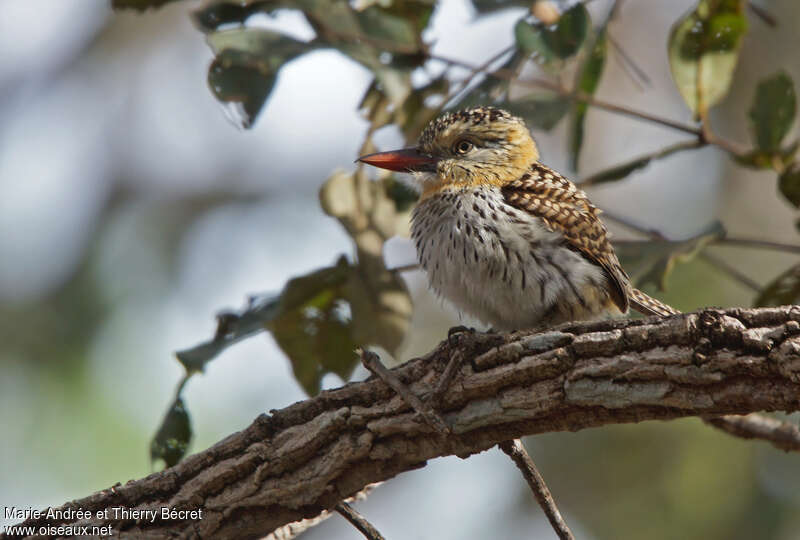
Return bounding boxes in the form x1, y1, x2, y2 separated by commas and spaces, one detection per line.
359, 106, 677, 330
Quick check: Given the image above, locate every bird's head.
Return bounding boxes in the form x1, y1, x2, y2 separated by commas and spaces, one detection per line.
358, 106, 539, 198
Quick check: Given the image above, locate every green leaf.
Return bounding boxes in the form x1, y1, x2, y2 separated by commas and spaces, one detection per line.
755, 263, 800, 307
779, 163, 800, 207
583, 156, 652, 185
208, 28, 313, 70
514, 4, 589, 65
570, 28, 607, 170
112, 0, 183, 10
206, 29, 314, 128
267, 270, 359, 396
616, 223, 725, 291
150, 397, 192, 468
208, 49, 276, 129
581, 140, 703, 185
470, 0, 530, 14
668, 0, 748, 116
355, 7, 418, 50
749, 71, 797, 153
542, 3, 589, 60
514, 20, 555, 64
192, 1, 276, 31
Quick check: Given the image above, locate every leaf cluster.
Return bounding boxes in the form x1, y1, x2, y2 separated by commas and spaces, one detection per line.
111, 0, 800, 466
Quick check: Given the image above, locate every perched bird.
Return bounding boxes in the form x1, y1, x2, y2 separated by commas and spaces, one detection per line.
358, 106, 676, 331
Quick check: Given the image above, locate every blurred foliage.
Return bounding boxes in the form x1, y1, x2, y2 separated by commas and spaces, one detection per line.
616, 222, 725, 291
112, 0, 183, 10
193, 0, 433, 127
570, 27, 606, 170
514, 3, 589, 64
749, 71, 797, 153
668, 0, 748, 118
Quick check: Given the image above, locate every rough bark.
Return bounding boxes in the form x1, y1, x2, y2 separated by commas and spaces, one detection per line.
6, 307, 800, 540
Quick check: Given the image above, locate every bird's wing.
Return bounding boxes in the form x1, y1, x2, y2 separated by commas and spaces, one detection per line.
500, 162, 631, 313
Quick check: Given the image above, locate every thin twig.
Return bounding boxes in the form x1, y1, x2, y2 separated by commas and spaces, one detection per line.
335, 502, 387, 540
602, 212, 800, 256
498, 439, 575, 540
717, 237, 800, 255
748, 2, 777, 27
607, 33, 651, 90
441, 43, 516, 109
389, 262, 421, 273
314, 24, 715, 140
358, 348, 451, 435
703, 414, 800, 452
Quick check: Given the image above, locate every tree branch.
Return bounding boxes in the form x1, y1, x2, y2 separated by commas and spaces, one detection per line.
335, 502, 386, 540
6, 307, 800, 540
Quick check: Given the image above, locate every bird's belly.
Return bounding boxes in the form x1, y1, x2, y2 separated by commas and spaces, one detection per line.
411, 190, 614, 330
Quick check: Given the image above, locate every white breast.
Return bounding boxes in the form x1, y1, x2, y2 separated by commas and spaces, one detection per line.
410, 187, 610, 330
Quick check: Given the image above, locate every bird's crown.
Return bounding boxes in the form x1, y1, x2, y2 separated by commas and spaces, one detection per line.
419, 106, 516, 147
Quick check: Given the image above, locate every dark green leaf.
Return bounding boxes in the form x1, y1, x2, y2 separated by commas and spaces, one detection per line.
268, 286, 358, 396
749, 71, 797, 153
208, 29, 313, 70
541, 3, 589, 60
470, 0, 529, 14
356, 7, 418, 49
206, 29, 313, 128
570, 29, 607, 170
192, 1, 275, 31
779, 163, 800, 207
668, 0, 748, 116
150, 397, 191, 468
755, 263, 800, 307
504, 95, 571, 131
582, 156, 651, 185
581, 140, 703, 185
514, 4, 589, 64
112, 0, 183, 10
616, 223, 725, 291
514, 20, 554, 64
257, 257, 358, 395
208, 49, 275, 129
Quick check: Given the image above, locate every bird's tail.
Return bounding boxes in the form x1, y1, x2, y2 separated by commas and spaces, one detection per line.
629, 288, 680, 317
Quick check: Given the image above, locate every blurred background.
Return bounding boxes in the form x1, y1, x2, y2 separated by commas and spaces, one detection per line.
1, 0, 800, 538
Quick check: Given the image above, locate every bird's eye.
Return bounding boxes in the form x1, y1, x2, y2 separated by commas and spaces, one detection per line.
453, 139, 474, 155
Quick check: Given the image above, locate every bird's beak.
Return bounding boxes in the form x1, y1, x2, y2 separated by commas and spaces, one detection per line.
357, 147, 438, 173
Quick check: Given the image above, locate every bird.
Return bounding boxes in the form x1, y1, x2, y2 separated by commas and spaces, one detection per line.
357, 106, 677, 331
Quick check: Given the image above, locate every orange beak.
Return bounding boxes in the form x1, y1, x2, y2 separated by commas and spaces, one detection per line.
357, 147, 438, 173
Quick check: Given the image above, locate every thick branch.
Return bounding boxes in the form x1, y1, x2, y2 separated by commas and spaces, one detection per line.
7, 307, 800, 540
